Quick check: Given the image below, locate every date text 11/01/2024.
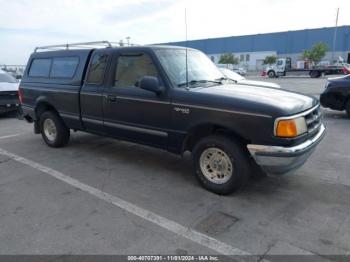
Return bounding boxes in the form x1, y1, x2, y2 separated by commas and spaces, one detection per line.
127, 255, 219, 261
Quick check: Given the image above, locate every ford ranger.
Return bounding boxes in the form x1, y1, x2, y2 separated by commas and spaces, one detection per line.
19, 42, 326, 194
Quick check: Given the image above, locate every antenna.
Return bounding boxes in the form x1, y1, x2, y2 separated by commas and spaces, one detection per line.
185, 8, 189, 90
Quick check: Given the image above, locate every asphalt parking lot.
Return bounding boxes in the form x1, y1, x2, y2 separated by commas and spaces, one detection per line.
1, 76, 350, 260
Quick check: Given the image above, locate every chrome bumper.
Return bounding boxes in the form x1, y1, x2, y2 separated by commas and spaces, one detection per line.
247, 124, 326, 175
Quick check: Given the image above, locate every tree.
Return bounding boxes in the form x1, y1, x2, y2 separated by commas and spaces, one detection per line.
218, 53, 239, 65
263, 55, 277, 65
302, 42, 328, 64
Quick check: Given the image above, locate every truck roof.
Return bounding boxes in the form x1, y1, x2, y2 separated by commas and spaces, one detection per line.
23, 43, 198, 87
30, 45, 194, 61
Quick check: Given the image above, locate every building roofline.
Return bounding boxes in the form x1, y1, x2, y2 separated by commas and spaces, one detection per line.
164, 25, 350, 44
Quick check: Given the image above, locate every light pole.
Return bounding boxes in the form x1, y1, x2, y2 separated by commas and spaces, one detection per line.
332, 8, 340, 63
126, 36, 130, 46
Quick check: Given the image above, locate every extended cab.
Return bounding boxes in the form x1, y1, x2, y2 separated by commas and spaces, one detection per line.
20, 42, 326, 194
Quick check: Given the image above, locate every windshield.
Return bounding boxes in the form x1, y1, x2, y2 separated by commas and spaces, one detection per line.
155, 49, 224, 87
277, 60, 283, 66
0, 72, 18, 83
219, 68, 245, 81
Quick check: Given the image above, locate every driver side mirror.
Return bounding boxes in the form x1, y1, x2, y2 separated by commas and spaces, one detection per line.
139, 76, 164, 94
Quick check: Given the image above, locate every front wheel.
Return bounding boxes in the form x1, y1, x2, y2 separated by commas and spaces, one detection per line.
40, 111, 70, 147
268, 70, 276, 78
192, 135, 250, 195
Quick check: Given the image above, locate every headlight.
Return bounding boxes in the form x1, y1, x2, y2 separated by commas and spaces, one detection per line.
275, 117, 307, 138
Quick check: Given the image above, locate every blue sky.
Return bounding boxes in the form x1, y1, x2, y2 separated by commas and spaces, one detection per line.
1, 0, 350, 64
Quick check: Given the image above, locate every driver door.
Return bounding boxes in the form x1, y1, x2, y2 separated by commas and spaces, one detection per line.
103, 51, 171, 149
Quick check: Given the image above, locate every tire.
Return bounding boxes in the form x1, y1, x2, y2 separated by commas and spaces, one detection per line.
310, 70, 320, 78
345, 99, 350, 118
268, 70, 276, 78
39, 111, 70, 147
192, 135, 250, 195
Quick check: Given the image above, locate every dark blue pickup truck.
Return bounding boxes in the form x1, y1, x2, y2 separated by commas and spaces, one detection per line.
20, 41, 326, 194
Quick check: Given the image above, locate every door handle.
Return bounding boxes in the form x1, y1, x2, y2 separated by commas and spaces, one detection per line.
107, 95, 117, 102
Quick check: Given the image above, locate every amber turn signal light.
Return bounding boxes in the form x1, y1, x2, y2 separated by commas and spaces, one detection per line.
275, 117, 307, 138
276, 120, 298, 137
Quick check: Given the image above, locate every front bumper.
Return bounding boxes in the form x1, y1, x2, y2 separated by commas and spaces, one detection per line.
247, 124, 326, 175
0, 94, 20, 114
0, 103, 20, 114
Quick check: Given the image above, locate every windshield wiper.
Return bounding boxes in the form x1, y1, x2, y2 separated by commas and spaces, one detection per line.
177, 79, 222, 87
215, 77, 236, 84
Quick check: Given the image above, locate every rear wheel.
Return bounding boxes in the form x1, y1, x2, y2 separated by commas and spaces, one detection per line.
310, 70, 320, 78
39, 111, 70, 147
192, 135, 250, 195
345, 99, 350, 118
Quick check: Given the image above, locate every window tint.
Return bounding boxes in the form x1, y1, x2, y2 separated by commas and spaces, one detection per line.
86, 54, 109, 84
115, 53, 158, 88
50, 57, 79, 78
29, 58, 51, 77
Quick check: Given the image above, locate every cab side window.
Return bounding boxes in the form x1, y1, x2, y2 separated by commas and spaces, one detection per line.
114, 53, 158, 88
86, 53, 109, 84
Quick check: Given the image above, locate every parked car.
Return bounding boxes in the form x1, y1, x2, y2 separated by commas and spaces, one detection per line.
342, 66, 350, 75
232, 67, 247, 76
219, 68, 280, 88
20, 42, 325, 194
0, 69, 20, 115
320, 74, 350, 117
216, 64, 247, 76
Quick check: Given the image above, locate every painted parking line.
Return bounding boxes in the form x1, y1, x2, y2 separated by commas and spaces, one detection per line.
0, 134, 22, 140
0, 148, 251, 257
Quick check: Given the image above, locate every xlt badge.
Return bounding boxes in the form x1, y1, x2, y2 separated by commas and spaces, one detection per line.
174, 107, 190, 114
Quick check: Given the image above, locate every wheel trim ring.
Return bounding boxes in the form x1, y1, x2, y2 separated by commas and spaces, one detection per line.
43, 119, 57, 142
199, 147, 233, 184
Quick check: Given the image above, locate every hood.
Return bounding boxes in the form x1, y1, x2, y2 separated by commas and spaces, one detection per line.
192, 84, 317, 117
327, 74, 350, 82
237, 79, 280, 88
0, 82, 19, 92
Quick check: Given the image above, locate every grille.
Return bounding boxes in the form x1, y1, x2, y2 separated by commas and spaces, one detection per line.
305, 106, 322, 135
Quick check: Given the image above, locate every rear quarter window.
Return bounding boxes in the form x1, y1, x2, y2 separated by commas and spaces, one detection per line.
86, 54, 109, 84
50, 57, 79, 78
28, 58, 52, 77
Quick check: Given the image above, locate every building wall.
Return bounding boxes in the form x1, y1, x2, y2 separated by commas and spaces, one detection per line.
164, 26, 350, 71
166, 26, 350, 54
